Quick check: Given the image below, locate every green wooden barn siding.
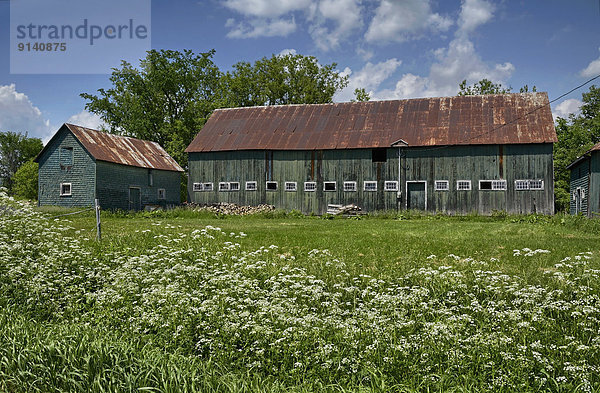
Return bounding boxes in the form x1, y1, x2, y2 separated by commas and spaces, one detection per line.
405, 144, 554, 215
37, 128, 96, 207
188, 143, 554, 215
96, 161, 181, 210
570, 152, 600, 217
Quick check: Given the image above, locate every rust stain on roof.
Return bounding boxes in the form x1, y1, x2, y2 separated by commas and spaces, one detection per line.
185, 93, 557, 153
65, 124, 183, 172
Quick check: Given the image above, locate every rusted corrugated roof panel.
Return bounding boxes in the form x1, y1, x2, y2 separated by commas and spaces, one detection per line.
65, 124, 183, 172
185, 93, 557, 153
566, 141, 600, 169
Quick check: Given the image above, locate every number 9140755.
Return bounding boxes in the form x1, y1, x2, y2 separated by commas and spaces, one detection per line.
17, 42, 66, 52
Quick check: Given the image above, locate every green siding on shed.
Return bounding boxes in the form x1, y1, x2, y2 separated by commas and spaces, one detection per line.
37, 127, 96, 207
570, 152, 600, 217
96, 161, 181, 210
188, 144, 554, 215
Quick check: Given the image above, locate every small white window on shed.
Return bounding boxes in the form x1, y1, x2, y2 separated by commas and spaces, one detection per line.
479, 180, 506, 191
203, 182, 213, 191
324, 181, 336, 191
285, 182, 297, 192
158, 188, 166, 199
193, 182, 203, 192
343, 181, 357, 192
219, 182, 230, 192
304, 181, 316, 192
60, 182, 71, 196
229, 182, 240, 191
246, 181, 257, 191
457, 180, 471, 190
529, 180, 544, 190
364, 181, 377, 192
515, 180, 529, 190
266, 181, 278, 191
384, 181, 398, 191
435, 180, 449, 191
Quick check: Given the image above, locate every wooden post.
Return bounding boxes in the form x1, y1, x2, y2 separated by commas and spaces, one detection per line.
95, 198, 101, 241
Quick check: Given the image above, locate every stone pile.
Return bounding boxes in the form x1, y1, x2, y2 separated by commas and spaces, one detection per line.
187, 202, 275, 216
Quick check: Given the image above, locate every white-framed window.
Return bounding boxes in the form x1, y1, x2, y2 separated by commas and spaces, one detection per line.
479, 180, 506, 191
435, 180, 449, 191
158, 188, 166, 199
324, 181, 336, 191
529, 180, 544, 190
304, 181, 316, 192
193, 182, 203, 192
384, 181, 398, 191
60, 182, 72, 196
285, 182, 297, 192
343, 181, 357, 192
245, 181, 257, 191
515, 180, 529, 190
219, 182, 230, 192
364, 181, 377, 192
203, 182, 213, 191
266, 181, 278, 191
457, 180, 471, 190
230, 182, 240, 191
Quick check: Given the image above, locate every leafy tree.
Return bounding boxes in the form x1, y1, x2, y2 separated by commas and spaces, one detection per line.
0, 131, 43, 192
223, 53, 349, 107
519, 85, 537, 93
81, 49, 224, 167
458, 79, 512, 95
553, 85, 600, 211
351, 88, 371, 102
11, 159, 38, 200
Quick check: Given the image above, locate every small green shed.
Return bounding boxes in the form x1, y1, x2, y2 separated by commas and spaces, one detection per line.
35, 123, 183, 210
185, 93, 557, 215
567, 142, 600, 217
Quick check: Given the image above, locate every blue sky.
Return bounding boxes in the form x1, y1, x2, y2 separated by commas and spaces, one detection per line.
1, 0, 599, 143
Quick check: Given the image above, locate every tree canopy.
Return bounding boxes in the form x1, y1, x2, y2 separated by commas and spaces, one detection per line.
0, 131, 43, 192
82, 50, 350, 169
553, 85, 600, 212
11, 159, 38, 200
458, 78, 537, 96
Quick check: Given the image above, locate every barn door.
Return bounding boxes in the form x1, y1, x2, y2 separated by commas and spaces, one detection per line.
407, 181, 426, 210
129, 187, 141, 211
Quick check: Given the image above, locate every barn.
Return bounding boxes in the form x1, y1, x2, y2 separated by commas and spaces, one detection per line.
35, 123, 183, 210
567, 142, 600, 217
185, 93, 557, 215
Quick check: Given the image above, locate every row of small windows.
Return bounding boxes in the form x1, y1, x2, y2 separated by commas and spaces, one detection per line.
194, 181, 400, 192
195, 179, 545, 192
58, 182, 167, 199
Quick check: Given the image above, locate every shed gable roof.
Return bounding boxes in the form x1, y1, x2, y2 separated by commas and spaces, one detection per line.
566, 141, 600, 169
186, 93, 557, 153
37, 124, 183, 172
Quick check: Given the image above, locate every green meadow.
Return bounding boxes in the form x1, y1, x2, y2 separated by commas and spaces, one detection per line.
2, 196, 600, 392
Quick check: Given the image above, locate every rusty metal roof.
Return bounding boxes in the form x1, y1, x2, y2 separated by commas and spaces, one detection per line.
37, 124, 183, 172
566, 141, 600, 169
185, 93, 557, 153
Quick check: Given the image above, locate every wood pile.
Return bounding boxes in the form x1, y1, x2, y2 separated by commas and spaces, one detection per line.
187, 202, 275, 216
327, 204, 362, 216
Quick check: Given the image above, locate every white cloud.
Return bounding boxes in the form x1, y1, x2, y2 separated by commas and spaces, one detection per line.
223, 0, 363, 51
335, 59, 402, 101
226, 17, 297, 38
278, 48, 298, 56
365, 0, 452, 43
0, 84, 53, 142
457, 0, 494, 34
364, 0, 512, 100
67, 110, 105, 130
553, 99, 582, 119
309, 0, 363, 51
222, 0, 312, 18
580, 56, 600, 78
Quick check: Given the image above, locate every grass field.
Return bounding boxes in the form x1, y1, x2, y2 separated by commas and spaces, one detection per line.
2, 195, 600, 392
